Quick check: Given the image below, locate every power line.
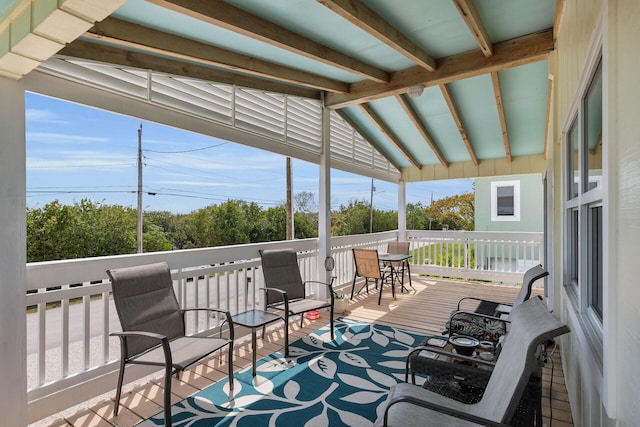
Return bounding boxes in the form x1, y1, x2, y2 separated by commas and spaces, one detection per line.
143, 141, 229, 154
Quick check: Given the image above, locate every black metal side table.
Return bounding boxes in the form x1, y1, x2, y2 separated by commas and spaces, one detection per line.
231, 309, 284, 376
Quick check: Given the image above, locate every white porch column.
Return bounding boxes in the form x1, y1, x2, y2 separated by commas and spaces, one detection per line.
0, 76, 27, 426
318, 103, 331, 295
398, 181, 407, 241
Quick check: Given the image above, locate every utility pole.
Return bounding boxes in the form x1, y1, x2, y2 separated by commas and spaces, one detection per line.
286, 157, 293, 240
136, 124, 143, 253
369, 178, 375, 233
429, 192, 433, 230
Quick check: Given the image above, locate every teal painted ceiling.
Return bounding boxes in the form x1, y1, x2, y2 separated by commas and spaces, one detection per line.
0, 0, 17, 19
42, 0, 556, 177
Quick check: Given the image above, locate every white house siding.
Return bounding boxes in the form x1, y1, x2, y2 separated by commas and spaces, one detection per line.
607, 0, 640, 423
551, 0, 640, 425
474, 173, 544, 232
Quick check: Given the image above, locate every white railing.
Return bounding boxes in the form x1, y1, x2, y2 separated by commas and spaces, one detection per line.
25, 229, 541, 423
406, 230, 544, 283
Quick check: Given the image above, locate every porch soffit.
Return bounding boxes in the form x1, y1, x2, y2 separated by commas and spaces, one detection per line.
4, 0, 559, 183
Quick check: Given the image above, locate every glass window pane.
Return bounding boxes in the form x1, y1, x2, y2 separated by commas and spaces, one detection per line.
585, 61, 603, 192
567, 119, 579, 199
569, 209, 579, 287
589, 206, 603, 318
497, 186, 514, 216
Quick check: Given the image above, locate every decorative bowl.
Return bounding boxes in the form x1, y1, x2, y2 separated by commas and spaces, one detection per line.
479, 341, 494, 352
479, 351, 494, 361
449, 335, 480, 356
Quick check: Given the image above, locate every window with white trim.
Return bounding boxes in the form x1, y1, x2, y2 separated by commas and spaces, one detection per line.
491, 180, 520, 221
564, 56, 603, 321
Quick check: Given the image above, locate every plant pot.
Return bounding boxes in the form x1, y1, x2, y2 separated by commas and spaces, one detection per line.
334, 296, 348, 314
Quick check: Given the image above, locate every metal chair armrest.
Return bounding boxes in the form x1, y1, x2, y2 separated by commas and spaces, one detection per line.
184, 308, 235, 341
262, 286, 290, 312
449, 310, 511, 325
110, 330, 167, 341
407, 345, 496, 368
457, 296, 512, 311
110, 331, 172, 366
382, 389, 510, 427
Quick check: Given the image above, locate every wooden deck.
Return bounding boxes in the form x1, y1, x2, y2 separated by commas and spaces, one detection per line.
35, 276, 573, 427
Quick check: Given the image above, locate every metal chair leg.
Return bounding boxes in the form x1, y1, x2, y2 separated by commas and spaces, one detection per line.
227, 342, 234, 398
113, 358, 126, 416
285, 314, 290, 357
163, 363, 172, 426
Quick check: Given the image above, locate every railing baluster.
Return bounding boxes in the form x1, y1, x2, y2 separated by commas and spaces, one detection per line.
204, 274, 211, 329
83, 292, 90, 370
194, 270, 200, 331
102, 290, 110, 365
234, 269, 240, 314
61, 285, 69, 379
37, 298, 46, 387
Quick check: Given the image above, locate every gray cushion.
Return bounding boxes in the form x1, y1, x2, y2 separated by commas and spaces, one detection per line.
108, 262, 185, 358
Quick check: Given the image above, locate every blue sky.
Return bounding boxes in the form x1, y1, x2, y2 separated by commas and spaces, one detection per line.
25, 92, 473, 214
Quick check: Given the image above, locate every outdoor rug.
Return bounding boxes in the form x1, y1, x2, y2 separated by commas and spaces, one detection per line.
138, 318, 423, 426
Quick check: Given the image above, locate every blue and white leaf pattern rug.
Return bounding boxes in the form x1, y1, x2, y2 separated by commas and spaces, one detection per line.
138, 318, 423, 426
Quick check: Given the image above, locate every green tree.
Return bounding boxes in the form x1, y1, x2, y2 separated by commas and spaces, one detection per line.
142, 223, 173, 252
25, 191, 474, 262
26, 199, 137, 261
331, 199, 397, 235
294, 211, 317, 238
332, 199, 369, 235
242, 201, 267, 243
406, 202, 428, 230
426, 192, 475, 230
211, 200, 250, 245
144, 210, 189, 248
27, 200, 77, 261
373, 209, 397, 232
262, 205, 287, 242
184, 206, 216, 248
295, 191, 318, 231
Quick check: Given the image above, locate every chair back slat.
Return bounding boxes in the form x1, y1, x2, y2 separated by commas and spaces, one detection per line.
387, 242, 409, 255
353, 248, 382, 279
107, 262, 184, 358
260, 249, 306, 304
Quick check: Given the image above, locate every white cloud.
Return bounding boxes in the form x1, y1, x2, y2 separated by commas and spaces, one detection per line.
27, 151, 134, 171
27, 132, 109, 144
149, 150, 284, 172
152, 179, 253, 188
25, 108, 65, 124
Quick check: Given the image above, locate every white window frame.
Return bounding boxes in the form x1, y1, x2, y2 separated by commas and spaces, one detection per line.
490, 180, 520, 221
560, 3, 614, 415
